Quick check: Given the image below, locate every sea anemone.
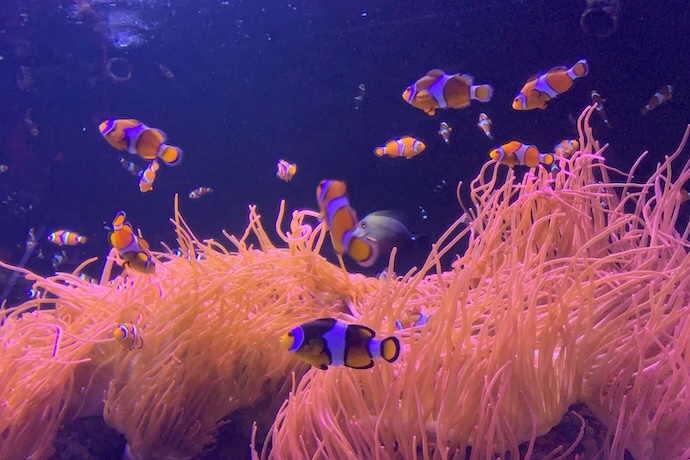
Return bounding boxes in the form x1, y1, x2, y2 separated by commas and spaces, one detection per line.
1, 105, 690, 459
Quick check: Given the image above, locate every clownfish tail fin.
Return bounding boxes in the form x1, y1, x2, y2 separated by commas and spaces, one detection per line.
380, 336, 400, 363
540, 153, 555, 165
470, 84, 494, 103
571, 59, 589, 78
157, 144, 183, 166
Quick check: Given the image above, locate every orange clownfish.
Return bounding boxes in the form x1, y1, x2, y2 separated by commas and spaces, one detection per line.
640, 85, 673, 115
513, 59, 589, 110
47, 230, 87, 246
590, 90, 611, 127
438, 122, 452, 144
374, 136, 426, 159
403, 69, 494, 116
138, 161, 160, 193
189, 186, 213, 199
99, 119, 183, 166
280, 318, 400, 370
489, 141, 554, 167
553, 139, 580, 158
276, 159, 297, 182
316, 180, 359, 256
114, 323, 144, 350
477, 113, 494, 139
108, 211, 155, 274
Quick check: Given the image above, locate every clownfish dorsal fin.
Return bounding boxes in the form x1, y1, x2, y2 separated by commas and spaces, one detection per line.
456, 74, 474, 86
358, 324, 376, 338
153, 129, 167, 142
525, 74, 539, 84
548, 66, 568, 73
426, 69, 445, 78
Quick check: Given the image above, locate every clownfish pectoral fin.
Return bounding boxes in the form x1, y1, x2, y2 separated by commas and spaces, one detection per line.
415, 90, 432, 101
426, 108, 436, 116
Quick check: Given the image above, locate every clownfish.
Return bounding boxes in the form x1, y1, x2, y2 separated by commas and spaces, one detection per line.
553, 139, 580, 158
403, 69, 494, 116
108, 211, 155, 274
189, 186, 213, 199
276, 159, 297, 182
477, 113, 494, 139
489, 141, 554, 167
513, 59, 589, 110
114, 323, 144, 350
138, 161, 160, 193
590, 90, 611, 127
316, 180, 359, 256
280, 318, 400, 370
99, 119, 183, 166
48, 230, 87, 246
640, 85, 673, 115
374, 136, 426, 159
395, 311, 432, 330
438, 122, 452, 144
119, 157, 142, 176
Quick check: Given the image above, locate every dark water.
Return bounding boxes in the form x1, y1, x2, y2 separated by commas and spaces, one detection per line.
0, 0, 688, 305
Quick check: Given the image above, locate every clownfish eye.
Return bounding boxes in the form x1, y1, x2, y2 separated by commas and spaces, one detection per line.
288, 331, 294, 337
360, 221, 367, 229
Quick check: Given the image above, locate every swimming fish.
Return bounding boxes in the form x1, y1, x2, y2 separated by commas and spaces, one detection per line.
590, 90, 611, 127
513, 59, 589, 110
157, 63, 174, 79
47, 230, 87, 246
119, 157, 142, 176
51, 250, 67, 269
553, 139, 580, 158
395, 311, 432, 330
316, 179, 359, 256
276, 159, 297, 182
403, 69, 494, 116
99, 119, 183, 166
438, 122, 452, 144
374, 136, 426, 159
477, 113, 494, 139
348, 211, 416, 267
189, 186, 213, 199
138, 161, 160, 193
108, 210, 155, 274
354, 83, 366, 110
0, 165, 8, 173
280, 318, 400, 370
114, 323, 144, 350
640, 84, 673, 115
489, 141, 554, 167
